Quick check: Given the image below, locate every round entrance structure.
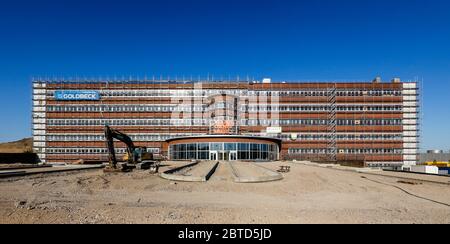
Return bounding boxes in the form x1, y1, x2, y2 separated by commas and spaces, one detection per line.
166, 135, 281, 161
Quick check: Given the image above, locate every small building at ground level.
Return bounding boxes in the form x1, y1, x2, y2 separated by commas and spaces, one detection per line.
165, 135, 281, 161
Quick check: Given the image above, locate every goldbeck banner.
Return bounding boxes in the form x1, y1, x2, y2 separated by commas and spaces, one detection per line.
54, 90, 100, 101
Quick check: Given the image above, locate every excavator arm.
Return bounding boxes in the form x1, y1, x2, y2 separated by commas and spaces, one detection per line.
104, 125, 136, 169
104, 125, 159, 173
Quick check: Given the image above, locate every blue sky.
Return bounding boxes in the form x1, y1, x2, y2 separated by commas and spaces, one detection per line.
0, 0, 449, 150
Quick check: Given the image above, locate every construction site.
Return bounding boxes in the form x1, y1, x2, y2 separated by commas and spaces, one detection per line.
0, 159, 450, 224
1, 78, 449, 224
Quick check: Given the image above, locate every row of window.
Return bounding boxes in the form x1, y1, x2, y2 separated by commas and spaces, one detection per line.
46, 134, 198, 142
170, 142, 278, 152
269, 119, 402, 126
47, 105, 204, 113
48, 89, 243, 97
43, 133, 403, 142
208, 103, 237, 110
47, 119, 204, 126
275, 134, 403, 141
45, 147, 402, 155
169, 142, 278, 161
46, 89, 405, 98
46, 118, 403, 126
256, 105, 403, 112
278, 90, 402, 97
46, 147, 160, 154
45, 104, 404, 113
288, 148, 403, 154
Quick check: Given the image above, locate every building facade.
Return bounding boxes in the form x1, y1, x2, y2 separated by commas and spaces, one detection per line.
32, 77, 419, 168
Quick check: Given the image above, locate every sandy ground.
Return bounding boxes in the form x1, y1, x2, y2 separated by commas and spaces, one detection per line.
0, 138, 32, 153
0, 161, 449, 224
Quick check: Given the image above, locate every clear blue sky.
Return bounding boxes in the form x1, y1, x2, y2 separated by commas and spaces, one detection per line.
0, 0, 449, 151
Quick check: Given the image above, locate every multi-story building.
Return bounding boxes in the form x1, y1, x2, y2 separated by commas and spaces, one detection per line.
32, 77, 419, 168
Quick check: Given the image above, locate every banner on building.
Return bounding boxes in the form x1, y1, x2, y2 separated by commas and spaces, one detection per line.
54, 90, 100, 101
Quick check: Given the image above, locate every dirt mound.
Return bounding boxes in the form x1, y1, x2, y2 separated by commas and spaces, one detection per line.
0, 138, 33, 153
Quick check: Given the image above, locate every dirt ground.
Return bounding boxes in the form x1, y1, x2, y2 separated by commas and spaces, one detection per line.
0, 138, 32, 153
0, 161, 449, 224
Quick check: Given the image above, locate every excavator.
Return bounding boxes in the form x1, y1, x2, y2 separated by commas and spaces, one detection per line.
103, 125, 159, 173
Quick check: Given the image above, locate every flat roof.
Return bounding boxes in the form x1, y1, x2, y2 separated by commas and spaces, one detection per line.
32, 79, 415, 85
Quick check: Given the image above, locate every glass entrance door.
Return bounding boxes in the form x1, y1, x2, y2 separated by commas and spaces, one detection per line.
230, 151, 237, 161
209, 151, 218, 161
218, 151, 229, 161
210, 151, 238, 161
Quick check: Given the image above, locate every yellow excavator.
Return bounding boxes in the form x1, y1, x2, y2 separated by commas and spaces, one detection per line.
104, 125, 159, 173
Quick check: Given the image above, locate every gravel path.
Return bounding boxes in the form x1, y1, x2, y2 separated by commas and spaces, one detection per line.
229, 161, 283, 182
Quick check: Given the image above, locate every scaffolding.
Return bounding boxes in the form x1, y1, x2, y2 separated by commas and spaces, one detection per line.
31, 77, 417, 167
327, 84, 337, 162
